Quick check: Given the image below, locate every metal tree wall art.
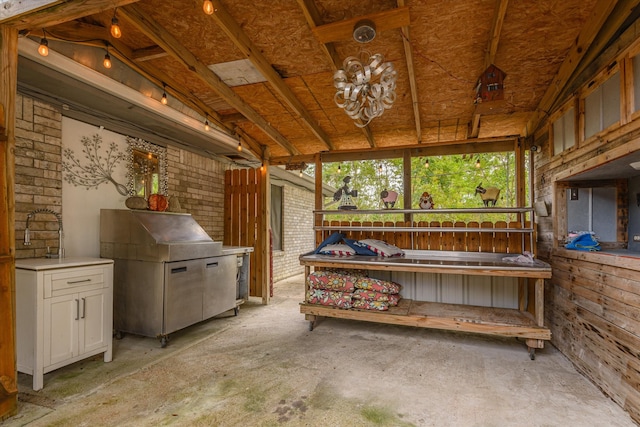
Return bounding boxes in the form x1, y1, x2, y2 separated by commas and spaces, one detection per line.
62, 134, 128, 195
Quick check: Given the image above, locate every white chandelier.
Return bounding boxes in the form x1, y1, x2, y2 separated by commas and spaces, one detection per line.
333, 52, 397, 128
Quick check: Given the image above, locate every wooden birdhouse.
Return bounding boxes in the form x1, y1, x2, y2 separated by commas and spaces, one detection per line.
475, 64, 506, 103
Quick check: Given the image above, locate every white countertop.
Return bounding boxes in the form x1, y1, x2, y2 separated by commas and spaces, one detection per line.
15, 257, 114, 271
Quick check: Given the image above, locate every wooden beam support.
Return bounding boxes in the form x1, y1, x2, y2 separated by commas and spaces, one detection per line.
469, 0, 508, 139
258, 148, 271, 304
0, 0, 140, 30
398, 0, 421, 144
120, 4, 300, 156
522, 0, 620, 136
0, 25, 18, 421
270, 136, 518, 165
41, 21, 231, 133
296, 0, 376, 148
205, 0, 334, 151
312, 6, 410, 44
295, 0, 341, 69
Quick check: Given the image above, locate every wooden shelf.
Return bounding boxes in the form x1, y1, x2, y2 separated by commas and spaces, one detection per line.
300, 300, 551, 340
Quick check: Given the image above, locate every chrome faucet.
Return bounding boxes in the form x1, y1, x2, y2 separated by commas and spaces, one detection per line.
24, 208, 65, 258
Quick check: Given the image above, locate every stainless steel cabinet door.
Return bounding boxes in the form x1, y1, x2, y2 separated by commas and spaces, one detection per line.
163, 260, 204, 334
202, 255, 236, 319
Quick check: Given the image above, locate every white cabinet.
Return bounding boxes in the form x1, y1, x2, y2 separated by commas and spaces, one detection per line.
16, 258, 114, 390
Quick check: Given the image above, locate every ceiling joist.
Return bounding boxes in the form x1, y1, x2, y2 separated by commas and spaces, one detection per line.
397, 0, 421, 144
119, 3, 300, 156
523, 0, 620, 136
204, 0, 334, 151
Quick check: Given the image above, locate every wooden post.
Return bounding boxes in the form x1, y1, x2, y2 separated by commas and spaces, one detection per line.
259, 150, 271, 304
0, 25, 18, 421
314, 153, 322, 246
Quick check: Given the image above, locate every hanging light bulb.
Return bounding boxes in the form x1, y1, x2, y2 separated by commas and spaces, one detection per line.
237, 141, 242, 152
110, 10, 122, 39
203, 0, 215, 15
338, 164, 341, 173
38, 32, 49, 57
103, 48, 112, 69
424, 158, 429, 168
204, 119, 210, 131
475, 157, 481, 168
161, 84, 168, 105
378, 163, 383, 173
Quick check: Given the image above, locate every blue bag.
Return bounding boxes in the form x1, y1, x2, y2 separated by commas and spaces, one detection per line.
565, 233, 600, 251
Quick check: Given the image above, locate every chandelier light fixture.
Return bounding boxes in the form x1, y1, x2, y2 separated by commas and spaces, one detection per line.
333, 20, 397, 128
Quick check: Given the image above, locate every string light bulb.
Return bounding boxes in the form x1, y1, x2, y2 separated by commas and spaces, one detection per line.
475, 157, 481, 168
338, 164, 341, 173
203, 0, 215, 15
237, 141, 242, 152
110, 10, 122, 39
38, 32, 49, 57
204, 119, 210, 131
161, 84, 168, 105
424, 158, 429, 168
103, 48, 112, 69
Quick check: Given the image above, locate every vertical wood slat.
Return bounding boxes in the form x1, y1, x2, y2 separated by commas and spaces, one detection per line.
441, 221, 454, 251
224, 168, 260, 298
467, 221, 480, 252
429, 221, 442, 251
384, 221, 395, 246
507, 221, 522, 253
453, 221, 466, 251
480, 221, 494, 252
494, 221, 508, 253
416, 221, 428, 250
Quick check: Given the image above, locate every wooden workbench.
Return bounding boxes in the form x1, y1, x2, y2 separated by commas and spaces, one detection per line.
300, 250, 552, 359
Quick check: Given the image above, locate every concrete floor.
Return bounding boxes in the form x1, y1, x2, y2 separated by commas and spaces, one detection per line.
3, 274, 637, 427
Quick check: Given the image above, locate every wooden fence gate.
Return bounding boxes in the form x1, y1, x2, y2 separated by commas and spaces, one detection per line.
224, 168, 264, 298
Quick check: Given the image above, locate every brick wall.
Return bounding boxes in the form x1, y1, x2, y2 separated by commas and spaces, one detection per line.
166, 147, 227, 241
14, 94, 63, 259
272, 182, 315, 281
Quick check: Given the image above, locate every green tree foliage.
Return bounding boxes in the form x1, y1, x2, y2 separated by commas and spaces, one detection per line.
317, 152, 529, 222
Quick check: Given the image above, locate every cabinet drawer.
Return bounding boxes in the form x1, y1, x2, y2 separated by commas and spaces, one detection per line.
45, 268, 105, 298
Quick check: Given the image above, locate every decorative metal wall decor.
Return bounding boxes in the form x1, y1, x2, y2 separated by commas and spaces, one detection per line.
62, 133, 128, 195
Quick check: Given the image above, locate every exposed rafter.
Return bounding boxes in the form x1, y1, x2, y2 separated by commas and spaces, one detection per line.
203, 0, 334, 151
0, 0, 140, 30
119, 3, 300, 156
397, 0, 421, 144
41, 21, 231, 134
297, 0, 387, 148
470, 0, 508, 139
522, 0, 620, 136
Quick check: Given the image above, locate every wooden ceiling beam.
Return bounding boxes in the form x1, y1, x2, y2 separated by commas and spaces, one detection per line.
296, 0, 376, 148
0, 0, 140, 30
120, 4, 300, 156
397, 0, 421, 144
312, 6, 410, 44
270, 136, 518, 165
131, 45, 168, 62
470, 0, 509, 139
551, 0, 640, 112
522, 0, 620, 136
205, 0, 334, 151
296, 0, 341, 68
41, 21, 230, 132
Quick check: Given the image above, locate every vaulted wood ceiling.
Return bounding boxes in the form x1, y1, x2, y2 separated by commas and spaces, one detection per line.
2, 0, 639, 164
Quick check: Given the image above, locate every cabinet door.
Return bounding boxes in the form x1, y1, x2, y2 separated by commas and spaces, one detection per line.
203, 255, 236, 319
163, 260, 204, 334
44, 294, 78, 367
79, 289, 108, 355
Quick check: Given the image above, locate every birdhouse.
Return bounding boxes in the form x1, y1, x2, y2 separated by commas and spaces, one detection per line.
475, 64, 506, 103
